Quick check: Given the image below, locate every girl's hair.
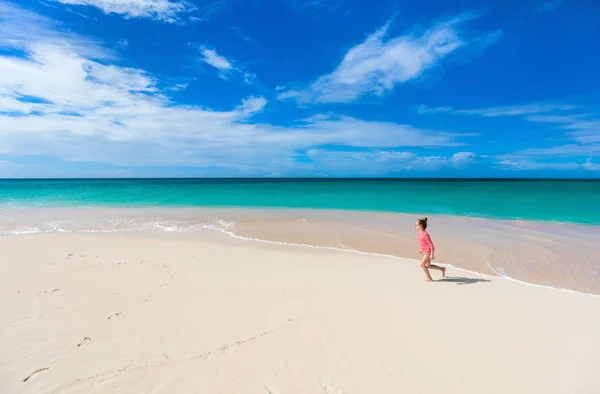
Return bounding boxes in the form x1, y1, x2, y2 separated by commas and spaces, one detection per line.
418, 217, 428, 229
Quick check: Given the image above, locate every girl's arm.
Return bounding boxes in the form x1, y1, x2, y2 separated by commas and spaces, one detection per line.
426, 233, 435, 258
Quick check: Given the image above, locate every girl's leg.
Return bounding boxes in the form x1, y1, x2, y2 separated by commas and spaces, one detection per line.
425, 261, 446, 277
420, 255, 433, 281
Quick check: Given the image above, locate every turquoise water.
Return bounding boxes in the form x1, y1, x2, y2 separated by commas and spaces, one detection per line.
1, 179, 599, 225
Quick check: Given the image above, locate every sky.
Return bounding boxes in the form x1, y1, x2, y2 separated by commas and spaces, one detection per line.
0, 0, 598, 178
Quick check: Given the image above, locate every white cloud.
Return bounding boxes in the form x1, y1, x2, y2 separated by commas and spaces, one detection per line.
0, 1, 113, 60
458, 103, 575, 117
278, 14, 499, 104
299, 149, 479, 175
583, 159, 600, 172
416, 103, 576, 117
415, 105, 454, 114
498, 160, 587, 171
197, 45, 257, 84
0, 43, 462, 165
168, 83, 188, 91
406, 151, 477, 170
450, 151, 477, 165
53, 0, 189, 22
199, 46, 232, 72
0, 2, 470, 175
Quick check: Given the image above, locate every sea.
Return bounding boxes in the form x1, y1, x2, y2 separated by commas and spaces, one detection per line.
1, 178, 599, 294
1, 178, 599, 224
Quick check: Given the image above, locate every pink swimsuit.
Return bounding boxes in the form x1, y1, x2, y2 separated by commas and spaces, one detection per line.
418, 231, 434, 255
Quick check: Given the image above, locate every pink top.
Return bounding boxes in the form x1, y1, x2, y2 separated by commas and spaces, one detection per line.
418, 230, 434, 255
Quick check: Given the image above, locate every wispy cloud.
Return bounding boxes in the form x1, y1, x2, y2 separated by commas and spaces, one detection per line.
53, 0, 190, 22
417, 102, 600, 144
418, 101, 600, 170
199, 46, 233, 72
231, 27, 255, 44
417, 103, 574, 116
415, 105, 454, 115
0, 1, 113, 60
508, 144, 600, 158
499, 160, 583, 171
583, 159, 600, 171
495, 143, 600, 172
278, 14, 500, 104
298, 149, 479, 175
535, 0, 563, 14
526, 115, 600, 144
457, 103, 575, 117
497, 159, 595, 171
197, 45, 257, 84
168, 83, 188, 91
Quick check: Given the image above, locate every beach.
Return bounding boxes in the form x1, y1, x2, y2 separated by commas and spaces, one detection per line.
2, 0, 599, 390
1, 228, 600, 394
1, 179, 600, 393
2, 207, 600, 294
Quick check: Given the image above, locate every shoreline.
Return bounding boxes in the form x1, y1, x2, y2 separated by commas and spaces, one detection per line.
8, 229, 600, 298
1, 230, 599, 393
1, 206, 600, 295
4, 225, 598, 298
215, 226, 600, 299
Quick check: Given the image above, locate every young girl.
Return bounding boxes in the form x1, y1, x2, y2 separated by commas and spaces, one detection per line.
416, 217, 446, 282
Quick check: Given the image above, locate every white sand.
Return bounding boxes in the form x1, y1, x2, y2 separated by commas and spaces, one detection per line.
1, 231, 599, 394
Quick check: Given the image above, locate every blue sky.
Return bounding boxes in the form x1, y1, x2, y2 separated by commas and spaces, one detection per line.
0, 0, 598, 177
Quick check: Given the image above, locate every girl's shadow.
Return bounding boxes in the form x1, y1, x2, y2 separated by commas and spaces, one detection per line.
438, 277, 491, 285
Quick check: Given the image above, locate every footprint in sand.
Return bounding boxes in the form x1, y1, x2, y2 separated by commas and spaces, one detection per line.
264, 385, 280, 394
77, 337, 91, 347
22, 367, 50, 383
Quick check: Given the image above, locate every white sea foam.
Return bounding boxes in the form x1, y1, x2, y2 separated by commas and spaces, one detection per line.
0, 217, 235, 236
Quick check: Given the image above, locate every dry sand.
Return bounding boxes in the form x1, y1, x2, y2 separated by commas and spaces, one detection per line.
1, 231, 599, 394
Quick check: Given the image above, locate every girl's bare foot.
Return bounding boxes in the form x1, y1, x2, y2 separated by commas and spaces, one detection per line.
441, 267, 446, 278
424, 278, 433, 282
